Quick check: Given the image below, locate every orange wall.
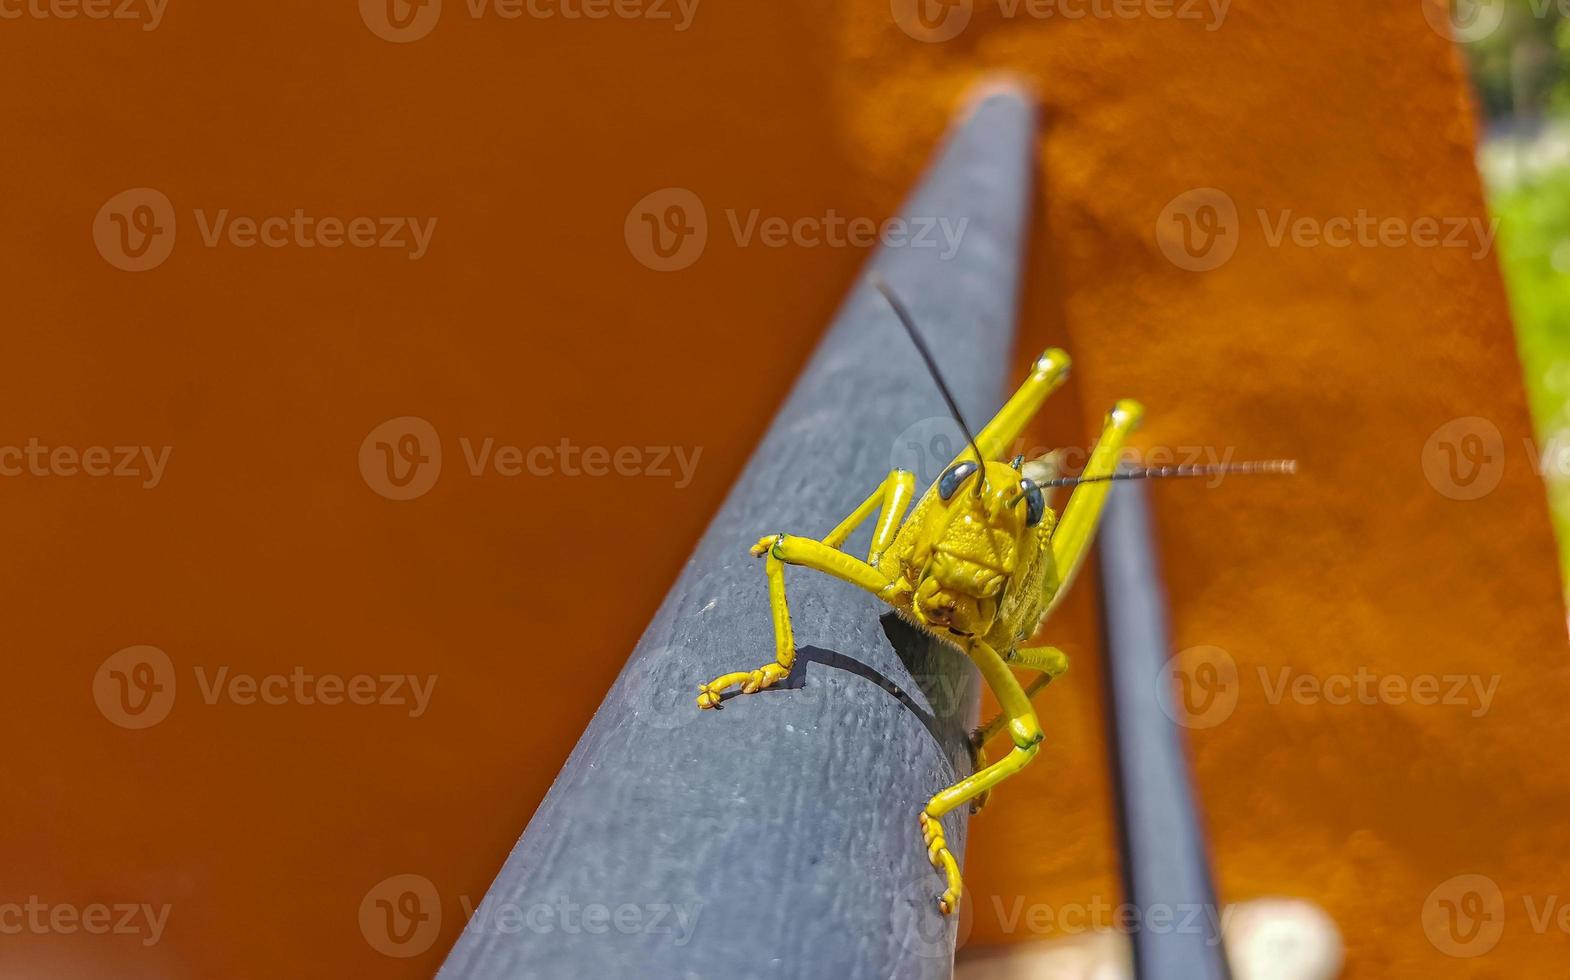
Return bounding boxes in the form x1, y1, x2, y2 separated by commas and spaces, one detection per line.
1, 2, 1564, 977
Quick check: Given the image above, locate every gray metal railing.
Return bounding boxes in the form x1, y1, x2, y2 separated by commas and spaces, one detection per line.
438, 84, 1037, 980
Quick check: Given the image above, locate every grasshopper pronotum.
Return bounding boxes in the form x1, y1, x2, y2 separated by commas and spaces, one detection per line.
697, 276, 1292, 915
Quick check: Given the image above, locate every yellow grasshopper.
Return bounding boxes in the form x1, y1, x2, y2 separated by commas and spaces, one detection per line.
697, 276, 1291, 915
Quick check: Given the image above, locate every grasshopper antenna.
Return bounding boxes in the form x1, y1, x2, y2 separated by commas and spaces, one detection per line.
870, 273, 988, 497
1033, 459, 1298, 491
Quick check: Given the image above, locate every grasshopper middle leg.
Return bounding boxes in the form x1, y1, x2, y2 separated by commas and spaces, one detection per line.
921, 638, 1043, 914
968, 646, 1067, 812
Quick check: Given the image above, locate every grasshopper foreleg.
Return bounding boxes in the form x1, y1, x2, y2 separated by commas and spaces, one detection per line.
696, 533, 898, 709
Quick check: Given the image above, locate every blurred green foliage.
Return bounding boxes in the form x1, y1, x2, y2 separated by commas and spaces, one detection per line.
1462, 1, 1569, 118
1459, 2, 1570, 591
1491, 167, 1570, 583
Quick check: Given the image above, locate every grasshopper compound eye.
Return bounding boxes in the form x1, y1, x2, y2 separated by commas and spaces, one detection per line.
937, 460, 979, 500
1019, 479, 1046, 527
1005, 478, 1047, 526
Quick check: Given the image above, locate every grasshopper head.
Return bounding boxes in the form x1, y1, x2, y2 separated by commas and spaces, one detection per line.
910, 458, 1049, 639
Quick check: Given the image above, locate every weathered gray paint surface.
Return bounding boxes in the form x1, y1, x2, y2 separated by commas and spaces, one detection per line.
1099, 482, 1230, 980
438, 88, 1036, 980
